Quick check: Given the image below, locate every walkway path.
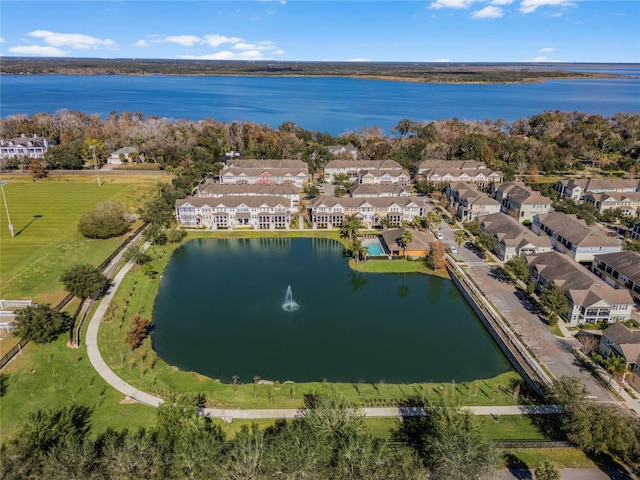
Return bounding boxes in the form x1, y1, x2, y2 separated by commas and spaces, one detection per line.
85, 261, 562, 418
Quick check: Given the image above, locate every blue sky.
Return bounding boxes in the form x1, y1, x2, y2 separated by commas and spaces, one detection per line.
1, 1, 638, 63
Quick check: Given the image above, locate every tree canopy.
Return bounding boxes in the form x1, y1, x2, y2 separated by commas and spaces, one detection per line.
60, 264, 109, 299
12, 304, 72, 344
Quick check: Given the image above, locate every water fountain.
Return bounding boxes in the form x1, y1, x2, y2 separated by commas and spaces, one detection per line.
282, 285, 299, 311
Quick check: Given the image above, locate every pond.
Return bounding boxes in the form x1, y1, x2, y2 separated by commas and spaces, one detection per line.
151, 238, 511, 384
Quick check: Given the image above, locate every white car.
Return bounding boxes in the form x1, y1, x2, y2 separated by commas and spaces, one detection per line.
450, 246, 457, 253
436, 233, 444, 240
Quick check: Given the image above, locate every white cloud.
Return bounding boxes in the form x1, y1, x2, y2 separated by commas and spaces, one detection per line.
203, 34, 242, 47
519, 0, 575, 14
472, 6, 503, 18
233, 42, 259, 51
430, 0, 482, 9
9, 45, 66, 56
491, 0, 513, 4
179, 50, 267, 60
0, 37, 4, 43
165, 35, 201, 46
135, 40, 149, 47
29, 30, 116, 49
432, 58, 451, 62
346, 58, 371, 62
539, 47, 555, 52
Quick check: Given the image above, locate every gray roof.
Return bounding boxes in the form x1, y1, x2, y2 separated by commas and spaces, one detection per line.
526, 251, 633, 307
415, 159, 487, 170
594, 251, 640, 285
197, 181, 300, 196
176, 195, 291, 209
535, 211, 621, 248
225, 159, 307, 170
559, 177, 640, 192
602, 323, 640, 362
308, 195, 424, 210
349, 184, 410, 196
325, 159, 403, 170
221, 167, 309, 177
479, 213, 552, 249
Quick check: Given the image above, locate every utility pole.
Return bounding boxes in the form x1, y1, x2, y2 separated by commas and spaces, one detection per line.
0, 180, 14, 237
89, 145, 102, 187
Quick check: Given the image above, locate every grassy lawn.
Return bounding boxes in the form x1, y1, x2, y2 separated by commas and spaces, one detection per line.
349, 258, 449, 277
0, 174, 165, 304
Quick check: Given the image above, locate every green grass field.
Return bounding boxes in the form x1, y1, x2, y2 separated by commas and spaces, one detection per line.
0, 174, 165, 304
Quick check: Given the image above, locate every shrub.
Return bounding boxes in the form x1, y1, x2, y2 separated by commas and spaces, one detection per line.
78, 201, 129, 239
61, 264, 109, 299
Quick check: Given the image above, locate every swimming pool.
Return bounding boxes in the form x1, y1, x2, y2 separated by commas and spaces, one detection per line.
363, 238, 385, 256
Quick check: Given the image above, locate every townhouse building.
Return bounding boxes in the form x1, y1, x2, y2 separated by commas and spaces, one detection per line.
477, 212, 553, 261
307, 196, 427, 229
592, 251, 640, 303
555, 177, 640, 202
195, 181, 301, 207
492, 182, 552, 223
446, 183, 501, 222
348, 184, 411, 198
532, 211, 622, 262
175, 195, 295, 230
583, 191, 640, 217
358, 169, 410, 186
633, 219, 640, 240
323, 159, 403, 183
0, 135, 54, 159
526, 251, 634, 326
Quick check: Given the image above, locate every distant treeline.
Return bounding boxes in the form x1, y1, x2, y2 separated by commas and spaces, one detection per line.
1, 109, 638, 178
0, 57, 621, 83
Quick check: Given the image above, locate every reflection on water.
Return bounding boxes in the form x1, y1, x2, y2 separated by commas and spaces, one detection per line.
152, 238, 511, 383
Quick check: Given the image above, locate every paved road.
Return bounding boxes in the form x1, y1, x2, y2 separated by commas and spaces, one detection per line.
437, 219, 614, 402
495, 467, 635, 480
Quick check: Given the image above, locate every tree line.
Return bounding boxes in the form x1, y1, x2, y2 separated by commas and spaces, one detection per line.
1, 110, 639, 177
3, 378, 638, 479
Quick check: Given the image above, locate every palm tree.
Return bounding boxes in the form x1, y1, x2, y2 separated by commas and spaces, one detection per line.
399, 229, 413, 259
348, 238, 367, 263
454, 229, 467, 252
340, 215, 362, 243
427, 211, 441, 232
606, 354, 629, 386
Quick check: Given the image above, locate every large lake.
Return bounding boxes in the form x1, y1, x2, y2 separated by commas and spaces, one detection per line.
151, 238, 511, 384
1, 66, 639, 135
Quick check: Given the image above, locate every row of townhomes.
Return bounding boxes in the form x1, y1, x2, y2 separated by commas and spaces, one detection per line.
414, 159, 504, 188
592, 251, 640, 303
527, 251, 634, 326
555, 177, 640, 202
492, 182, 553, 223
348, 184, 411, 198
634, 219, 640, 240
0, 134, 54, 159
175, 195, 295, 230
323, 159, 408, 184
219, 159, 310, 188
195, 181, 302, 207
307, 196, 428, 229
531, 211, 622, 263
477, 212, 553, 261
445, 183, 502, 222
554, 176, 640, 216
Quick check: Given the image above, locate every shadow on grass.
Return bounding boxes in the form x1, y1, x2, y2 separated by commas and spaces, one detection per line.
584, 451, 638, 480
502, 452, 533, 480
14, 214, 43, 237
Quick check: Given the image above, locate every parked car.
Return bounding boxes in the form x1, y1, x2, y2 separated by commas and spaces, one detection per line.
436, 233, 444, 240
450, 246, 457, 254
477, 251, 487, 260
465, 241, 474, 250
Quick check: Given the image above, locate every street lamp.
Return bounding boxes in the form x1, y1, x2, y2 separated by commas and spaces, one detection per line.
89, 145, 102, 187
0, 180, 14, 237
